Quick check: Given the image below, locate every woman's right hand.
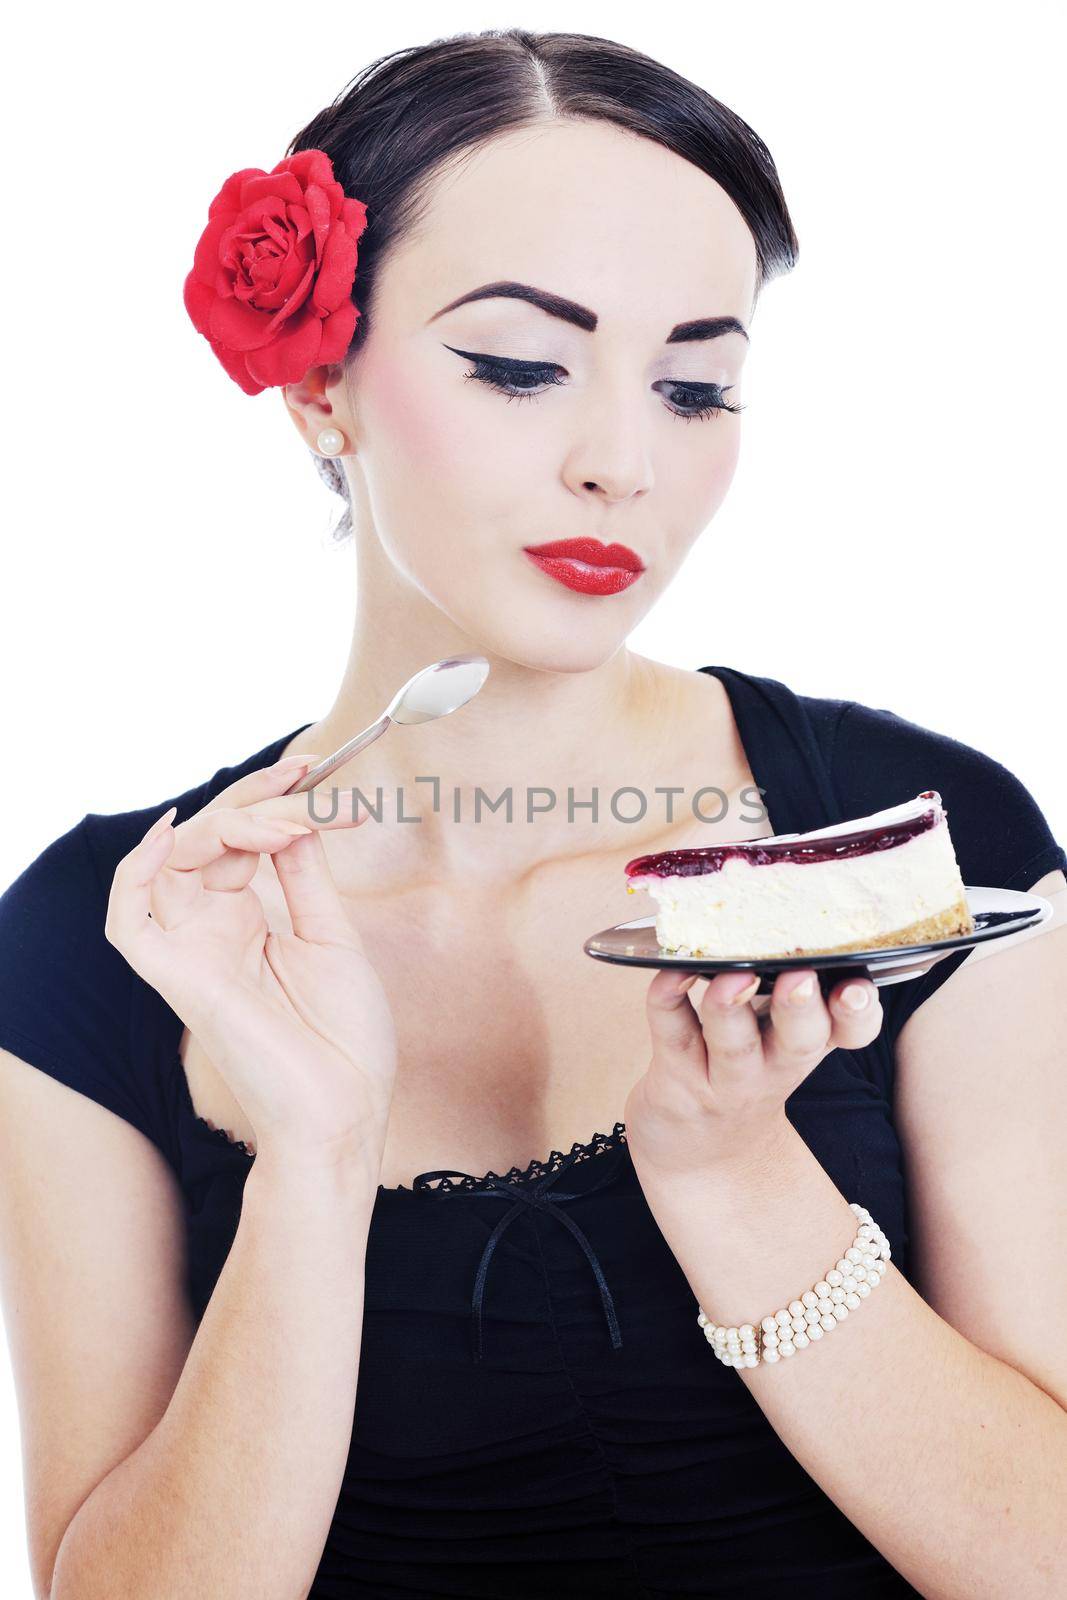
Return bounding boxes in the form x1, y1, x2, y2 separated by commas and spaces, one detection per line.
105, 753, 398, 1175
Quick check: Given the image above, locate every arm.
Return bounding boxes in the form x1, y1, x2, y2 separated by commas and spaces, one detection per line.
51, 1150, 378, 1600
1, 754, 395, 1600
635, 870, 1067, 1600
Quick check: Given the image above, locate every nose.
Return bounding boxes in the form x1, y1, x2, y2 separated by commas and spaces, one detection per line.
562, 374, 655, 504
577, 474, 649, 505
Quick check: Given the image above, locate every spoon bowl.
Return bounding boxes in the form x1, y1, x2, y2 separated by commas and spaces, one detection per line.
386, 655, 491, 725
284, 654, 490, 794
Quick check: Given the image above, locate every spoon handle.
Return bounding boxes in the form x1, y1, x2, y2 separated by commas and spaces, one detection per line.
281, 711, 393, 795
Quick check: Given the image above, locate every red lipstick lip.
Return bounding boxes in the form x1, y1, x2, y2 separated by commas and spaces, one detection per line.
523, 537, 645, 572
522, 548, 645, 597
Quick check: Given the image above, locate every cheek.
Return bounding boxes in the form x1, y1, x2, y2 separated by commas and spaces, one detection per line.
712, 422, 742, 499
370, 367, 469, 483
367, 369, 535, 547
358, 364, 510, 595
679, 420, 743, 527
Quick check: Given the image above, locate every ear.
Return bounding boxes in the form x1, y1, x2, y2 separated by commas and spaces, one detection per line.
282, 363, 355, 454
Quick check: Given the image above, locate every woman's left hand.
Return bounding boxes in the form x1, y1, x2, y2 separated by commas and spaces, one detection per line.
623, 967, 884, 1189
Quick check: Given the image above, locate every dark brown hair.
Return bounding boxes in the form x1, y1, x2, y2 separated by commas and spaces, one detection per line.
289, 28, 799, 539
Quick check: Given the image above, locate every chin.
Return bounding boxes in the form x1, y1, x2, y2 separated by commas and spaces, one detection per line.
457, 615, 631, 678
495, 633, 630, 678
423, 562, 653, 674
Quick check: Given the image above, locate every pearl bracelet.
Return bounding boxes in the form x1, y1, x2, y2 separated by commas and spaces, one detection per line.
696, 1203, 891, 1368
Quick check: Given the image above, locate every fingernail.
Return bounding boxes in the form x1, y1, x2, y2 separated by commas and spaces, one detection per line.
276, 752, 320, 769
675, 973, 699, 994
727, 975, 761, 1006
841, 983, 870, 1011
142, 806, 177, 842
250, 813, 313, 835
789, 975, 816, 1006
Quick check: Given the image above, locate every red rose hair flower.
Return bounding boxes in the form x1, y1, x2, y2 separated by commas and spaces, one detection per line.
183, 149, 368, 395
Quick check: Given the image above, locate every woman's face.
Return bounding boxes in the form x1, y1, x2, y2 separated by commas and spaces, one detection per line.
334, 118, 757, 670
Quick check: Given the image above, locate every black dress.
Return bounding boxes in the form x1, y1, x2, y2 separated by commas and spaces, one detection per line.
2, 663, 1064, 1598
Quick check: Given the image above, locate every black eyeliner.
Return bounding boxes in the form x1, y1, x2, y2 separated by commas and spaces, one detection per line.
441, 344, 559, 373
443, 344, 742, 417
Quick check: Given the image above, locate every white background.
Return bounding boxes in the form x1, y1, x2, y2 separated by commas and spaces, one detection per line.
2, 3, 1064, 1593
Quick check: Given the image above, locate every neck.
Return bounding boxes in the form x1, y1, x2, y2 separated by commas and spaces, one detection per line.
284, 540, 738, 883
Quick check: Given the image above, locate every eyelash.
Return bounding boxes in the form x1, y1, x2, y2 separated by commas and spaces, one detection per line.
452, 351, 743, 422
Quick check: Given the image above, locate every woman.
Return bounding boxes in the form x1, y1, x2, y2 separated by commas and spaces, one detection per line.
1, 27, 1065, 1600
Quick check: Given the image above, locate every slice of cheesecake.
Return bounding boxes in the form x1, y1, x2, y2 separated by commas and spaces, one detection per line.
623, 791, 975, 960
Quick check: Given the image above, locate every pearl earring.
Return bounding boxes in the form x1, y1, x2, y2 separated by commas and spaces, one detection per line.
316, 427, 345, 456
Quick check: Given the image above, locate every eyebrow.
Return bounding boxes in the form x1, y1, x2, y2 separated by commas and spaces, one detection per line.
427, 281, 749, 344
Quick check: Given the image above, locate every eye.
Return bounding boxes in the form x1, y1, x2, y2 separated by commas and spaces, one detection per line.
443, 345, 743, 422
656, 381, 744, 422
445, 347, 565, 405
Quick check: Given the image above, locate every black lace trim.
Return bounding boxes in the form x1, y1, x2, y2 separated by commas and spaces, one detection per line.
386, 1122, 629, 1194
185, 1095, 628, 1193
191, 1113, 256, 1161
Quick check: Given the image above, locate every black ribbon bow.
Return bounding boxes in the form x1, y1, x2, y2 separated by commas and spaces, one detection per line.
420, 1139, 628, 1363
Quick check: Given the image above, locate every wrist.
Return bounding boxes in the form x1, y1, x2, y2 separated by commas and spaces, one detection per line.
634, 1112, 798, 1208
249, 1133, 384, 1206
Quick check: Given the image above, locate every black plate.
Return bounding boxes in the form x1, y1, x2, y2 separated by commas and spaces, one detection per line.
584, 886, 1053, 997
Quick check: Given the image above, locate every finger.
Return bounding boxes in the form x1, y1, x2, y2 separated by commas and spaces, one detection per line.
240, 784, 368, 834
157, 752, 322, 901
196, 843, 265, 894
271, 829, 363, 948
825, 977, 883, 1049
179, 793, 367, 896
164, 807, 315, 874
149, 807, 315, 925
104, 808, 178, 980
156, 837, 265, 902
646, 966, 703, 1094
695, 970, 766, 1082
149, 830, 266, 925
762, 969, 833, 1072
158, 788, 365, 915
643, 960, 735, 1088
199, 787, 366, 893
149, 854, 207, 930
202, 751, 322, 815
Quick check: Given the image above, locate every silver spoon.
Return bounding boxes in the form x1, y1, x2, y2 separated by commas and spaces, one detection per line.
281, 654, 491, 796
